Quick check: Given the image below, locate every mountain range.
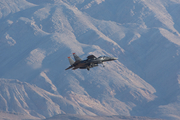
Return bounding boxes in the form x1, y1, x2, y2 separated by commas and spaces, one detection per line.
1, 0, 180, 119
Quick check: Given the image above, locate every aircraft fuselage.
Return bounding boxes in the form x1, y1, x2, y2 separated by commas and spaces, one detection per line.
65, 53, 118, 71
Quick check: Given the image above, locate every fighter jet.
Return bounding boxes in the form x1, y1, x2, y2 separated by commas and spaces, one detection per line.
65, 53, 118, 71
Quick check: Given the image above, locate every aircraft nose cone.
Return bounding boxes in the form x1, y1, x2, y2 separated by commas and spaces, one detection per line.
112, 57, 118, 60
110, 57, 118, 60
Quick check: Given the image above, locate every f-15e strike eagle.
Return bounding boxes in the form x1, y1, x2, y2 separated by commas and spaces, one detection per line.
65, 53, 118, 71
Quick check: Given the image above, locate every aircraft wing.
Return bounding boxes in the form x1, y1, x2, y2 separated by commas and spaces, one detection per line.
65, 65, 73, 70
73, 53, 82, 61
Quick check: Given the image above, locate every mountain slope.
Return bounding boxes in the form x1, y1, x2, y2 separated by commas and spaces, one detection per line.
45, 114, 162, 120
0, 0, 180, 120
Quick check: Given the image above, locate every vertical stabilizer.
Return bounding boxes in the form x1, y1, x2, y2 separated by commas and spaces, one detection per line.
68, 57, 75, 65
73, 53, 82, 61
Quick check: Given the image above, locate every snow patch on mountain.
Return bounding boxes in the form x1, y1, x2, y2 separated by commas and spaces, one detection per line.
34, 4, 51, 21
159, 28, 180, 45
0, 0, 36, 18
141, 0, 180, 36
4, 33, 16, 46
26, 48, 46, 69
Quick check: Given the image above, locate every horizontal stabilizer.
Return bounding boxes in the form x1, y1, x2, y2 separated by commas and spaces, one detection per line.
65, 65, 73, 70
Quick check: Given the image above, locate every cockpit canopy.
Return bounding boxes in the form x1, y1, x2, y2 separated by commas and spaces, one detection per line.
87, 55, 97, 60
